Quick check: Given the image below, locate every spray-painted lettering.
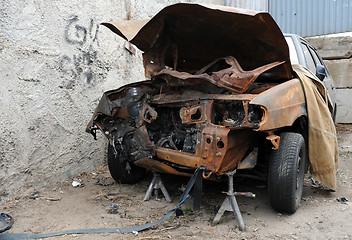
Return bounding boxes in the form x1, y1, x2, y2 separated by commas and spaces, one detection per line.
61, 16, 99, 85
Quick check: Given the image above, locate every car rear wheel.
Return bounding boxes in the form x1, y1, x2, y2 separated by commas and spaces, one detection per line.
107, 143, 145, 184
268, 132, 306, 213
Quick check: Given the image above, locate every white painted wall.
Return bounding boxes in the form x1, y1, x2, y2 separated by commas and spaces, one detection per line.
0, 0, 223, 198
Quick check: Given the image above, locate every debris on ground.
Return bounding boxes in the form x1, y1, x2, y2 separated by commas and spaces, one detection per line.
28, 191, 41, 200
107, 203, 120, 214
72, 180, 83, 188
336, 197, 348, 204
95, 176, 115, 186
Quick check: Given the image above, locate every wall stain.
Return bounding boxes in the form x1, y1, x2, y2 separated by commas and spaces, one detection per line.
61, 15, 100, 85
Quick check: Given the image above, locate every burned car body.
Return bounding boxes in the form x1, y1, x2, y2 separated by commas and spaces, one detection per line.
87, 4, 338, 214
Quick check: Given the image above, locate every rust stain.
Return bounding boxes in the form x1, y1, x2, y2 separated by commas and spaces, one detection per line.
266, 133, 281, 150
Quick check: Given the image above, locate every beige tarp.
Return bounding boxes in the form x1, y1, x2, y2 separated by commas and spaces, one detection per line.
293, 65, 339, 190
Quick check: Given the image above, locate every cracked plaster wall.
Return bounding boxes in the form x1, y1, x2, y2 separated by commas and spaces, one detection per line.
0, 0, 223, 198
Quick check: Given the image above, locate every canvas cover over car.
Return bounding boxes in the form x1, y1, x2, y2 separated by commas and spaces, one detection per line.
294, 65, 338, 190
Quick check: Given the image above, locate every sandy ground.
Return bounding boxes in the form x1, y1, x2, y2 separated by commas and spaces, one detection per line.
1, 124, 351, 240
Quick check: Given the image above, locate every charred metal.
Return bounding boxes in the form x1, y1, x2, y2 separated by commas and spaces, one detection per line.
86, 3, 338, 226
86, 4, 307, 178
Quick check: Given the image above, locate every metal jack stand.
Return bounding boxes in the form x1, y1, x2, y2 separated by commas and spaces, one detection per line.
213, 170, 247, 231
143, 172, 172, 202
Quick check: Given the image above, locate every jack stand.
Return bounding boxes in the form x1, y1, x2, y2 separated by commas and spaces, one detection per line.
143, 172, 172, 203
212, 169, 246, 231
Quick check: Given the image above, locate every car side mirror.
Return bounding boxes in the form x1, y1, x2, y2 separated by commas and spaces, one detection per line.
316, 64, 326, 81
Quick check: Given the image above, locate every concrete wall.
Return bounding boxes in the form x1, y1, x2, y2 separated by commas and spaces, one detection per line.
0, 0, 223, 198
307, 34, 352, 123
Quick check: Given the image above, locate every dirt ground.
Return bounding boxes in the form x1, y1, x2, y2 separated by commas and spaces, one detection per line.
1, 124, 351, 240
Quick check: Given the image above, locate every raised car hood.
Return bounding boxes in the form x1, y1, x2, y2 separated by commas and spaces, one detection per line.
102, 3, 293, 82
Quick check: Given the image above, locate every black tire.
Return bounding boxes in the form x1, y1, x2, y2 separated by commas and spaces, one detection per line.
268, 132, 306, 213
107, 143, 145, 184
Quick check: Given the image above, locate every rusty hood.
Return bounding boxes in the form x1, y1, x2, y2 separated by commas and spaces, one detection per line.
102, 3, 293, 82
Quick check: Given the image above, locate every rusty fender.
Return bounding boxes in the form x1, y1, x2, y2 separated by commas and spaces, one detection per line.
250, 78, 307, 131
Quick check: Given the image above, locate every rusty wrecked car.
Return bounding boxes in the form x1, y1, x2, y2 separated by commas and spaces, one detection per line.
87, 3, 338, 214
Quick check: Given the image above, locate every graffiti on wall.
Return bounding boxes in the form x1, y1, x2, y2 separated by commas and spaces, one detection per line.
60, 15, 100, 85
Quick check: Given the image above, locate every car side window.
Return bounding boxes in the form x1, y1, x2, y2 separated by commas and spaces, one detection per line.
301, 43, 316, 74
309, 47, 323, 65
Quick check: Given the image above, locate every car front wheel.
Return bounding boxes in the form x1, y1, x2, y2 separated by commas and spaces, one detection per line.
268, 132, 306, 213
107, 143, 145, 184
